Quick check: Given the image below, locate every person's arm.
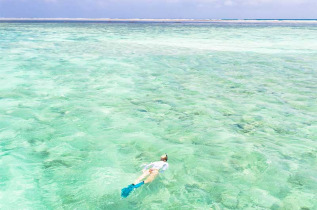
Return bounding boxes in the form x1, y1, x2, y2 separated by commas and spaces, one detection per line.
160, 163, 169, 173
143, 162, 154, 171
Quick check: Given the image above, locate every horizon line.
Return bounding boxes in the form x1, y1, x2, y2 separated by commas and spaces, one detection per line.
1, 18, 317, 23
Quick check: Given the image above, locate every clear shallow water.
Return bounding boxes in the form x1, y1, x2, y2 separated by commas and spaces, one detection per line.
0, 22, 316, 209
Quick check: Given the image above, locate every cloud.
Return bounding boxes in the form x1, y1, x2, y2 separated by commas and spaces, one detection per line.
224, 0, 235, 6
0, 0, 316, 18
192, 0, 316, 6
2, 0, 313, 4
237, 0, 313, 6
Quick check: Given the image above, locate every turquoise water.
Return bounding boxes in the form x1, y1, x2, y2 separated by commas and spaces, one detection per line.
0, 22, 316, 209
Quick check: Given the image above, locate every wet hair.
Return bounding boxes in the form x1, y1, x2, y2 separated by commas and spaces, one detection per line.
162, 154, 168, 162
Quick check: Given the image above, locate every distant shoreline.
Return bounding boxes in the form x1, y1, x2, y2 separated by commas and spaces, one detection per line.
1, 18, 317, 23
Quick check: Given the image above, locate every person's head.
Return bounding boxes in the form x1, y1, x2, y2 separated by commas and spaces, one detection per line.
160, 154, 168, 162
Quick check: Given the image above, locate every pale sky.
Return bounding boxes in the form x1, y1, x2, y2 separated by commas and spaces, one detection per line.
0, 0, 316, 19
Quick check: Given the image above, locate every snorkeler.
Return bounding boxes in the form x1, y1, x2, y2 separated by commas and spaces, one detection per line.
121, 154, 169, 198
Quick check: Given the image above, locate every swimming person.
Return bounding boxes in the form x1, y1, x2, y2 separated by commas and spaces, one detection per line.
121, 154, 169, 198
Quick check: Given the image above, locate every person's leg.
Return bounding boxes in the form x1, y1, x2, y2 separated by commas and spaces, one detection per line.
144, 170, 159, 184
134, 170, 150, 185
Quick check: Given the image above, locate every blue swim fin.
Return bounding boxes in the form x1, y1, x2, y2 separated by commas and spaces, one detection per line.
134, 181, 144, 188
121, 182, 144, 198
121, 184, 134, 198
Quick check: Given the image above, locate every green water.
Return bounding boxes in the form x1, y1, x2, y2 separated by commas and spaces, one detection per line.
0, 22, 316, 209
